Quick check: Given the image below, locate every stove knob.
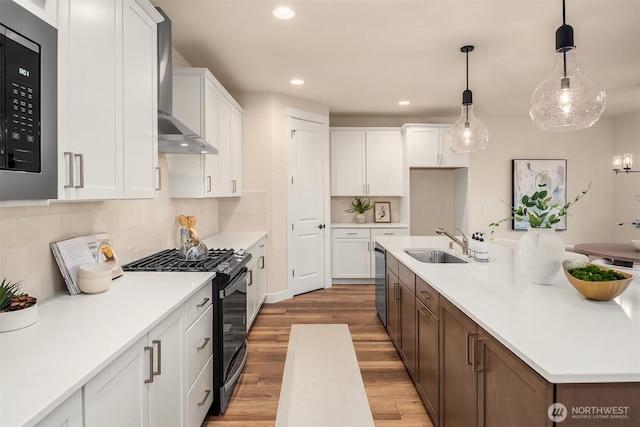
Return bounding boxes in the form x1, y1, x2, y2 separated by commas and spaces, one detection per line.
236, 249, 246, 257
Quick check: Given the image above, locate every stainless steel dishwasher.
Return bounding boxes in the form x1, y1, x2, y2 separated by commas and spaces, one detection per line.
374, 243, 386, 327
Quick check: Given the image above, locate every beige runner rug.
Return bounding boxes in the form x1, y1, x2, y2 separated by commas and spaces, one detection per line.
275, 324, 375, 427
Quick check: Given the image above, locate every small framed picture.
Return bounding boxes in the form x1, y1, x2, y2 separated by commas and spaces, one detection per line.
374, 202, 391, 223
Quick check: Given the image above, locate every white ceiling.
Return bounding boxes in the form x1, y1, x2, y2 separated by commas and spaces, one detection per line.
151, 0, 640, 119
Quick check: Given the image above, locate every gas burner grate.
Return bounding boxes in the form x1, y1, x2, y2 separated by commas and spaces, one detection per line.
122, 248, 235, 272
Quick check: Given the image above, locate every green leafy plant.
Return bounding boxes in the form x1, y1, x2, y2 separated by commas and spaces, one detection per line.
489, 182, 591, 239
345, 196, 373, 214
0, 278, 36, 313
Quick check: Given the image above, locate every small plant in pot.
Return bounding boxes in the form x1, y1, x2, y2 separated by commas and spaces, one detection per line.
0, 278, 38, 332
345, 196, 373, 223
489, 182, 591, 285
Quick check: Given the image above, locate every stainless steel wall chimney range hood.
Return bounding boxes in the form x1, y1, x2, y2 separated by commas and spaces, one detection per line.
156, 8, 217, 154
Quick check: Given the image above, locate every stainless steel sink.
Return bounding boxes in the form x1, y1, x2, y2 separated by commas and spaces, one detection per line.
404, 249, 468, 264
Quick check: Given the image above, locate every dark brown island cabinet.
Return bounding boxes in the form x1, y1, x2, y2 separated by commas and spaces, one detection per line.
384, 254, 640, 427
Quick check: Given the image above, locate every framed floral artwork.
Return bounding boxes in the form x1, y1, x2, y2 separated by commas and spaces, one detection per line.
512, 159, 567, 230
374, 202, 391, 223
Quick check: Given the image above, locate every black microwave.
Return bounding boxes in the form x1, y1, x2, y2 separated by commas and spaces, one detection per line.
0, 1, 57, 201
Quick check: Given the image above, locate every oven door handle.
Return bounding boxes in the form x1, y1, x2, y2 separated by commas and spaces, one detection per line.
219, 270, 248, 299
223, 344, 248, 393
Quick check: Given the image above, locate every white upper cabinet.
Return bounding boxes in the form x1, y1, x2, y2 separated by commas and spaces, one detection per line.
123, 0, 159, 198
169, 68, 243, 198
405, 124, 469, 168
57, 0, 161, 200
331, 129, 403, 196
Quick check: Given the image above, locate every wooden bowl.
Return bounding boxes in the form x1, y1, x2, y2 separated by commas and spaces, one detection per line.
563, 260, 634, 301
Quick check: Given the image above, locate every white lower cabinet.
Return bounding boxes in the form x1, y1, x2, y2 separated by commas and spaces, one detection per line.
186, 356, 214, 427
331, 229, 371, 278
84, 308, 183, 427
331, 227, 409, 279
34, 389, 82, 427
247, 236, 267, 330
184, 287, 214, 427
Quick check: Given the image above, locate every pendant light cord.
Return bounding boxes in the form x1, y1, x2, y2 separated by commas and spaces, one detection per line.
562, 0, 568, 79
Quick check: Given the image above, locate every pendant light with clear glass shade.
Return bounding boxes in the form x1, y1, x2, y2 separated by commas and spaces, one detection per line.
447, 45, 489, 154
529, 0, 606, 131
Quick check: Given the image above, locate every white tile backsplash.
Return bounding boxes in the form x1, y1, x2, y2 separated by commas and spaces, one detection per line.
0, 155, 219, 299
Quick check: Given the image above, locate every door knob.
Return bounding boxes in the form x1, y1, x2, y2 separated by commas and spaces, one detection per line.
318, 224, 325, 229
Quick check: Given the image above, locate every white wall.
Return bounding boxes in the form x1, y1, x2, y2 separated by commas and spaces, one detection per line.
612, 112, 640, 243
232, 92, 329, 296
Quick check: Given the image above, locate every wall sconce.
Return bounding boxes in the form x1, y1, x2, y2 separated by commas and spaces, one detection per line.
613, 153, 639, 174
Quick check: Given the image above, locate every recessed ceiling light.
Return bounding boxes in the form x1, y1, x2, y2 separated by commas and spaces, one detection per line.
273, 7, 295, 20
290, 79, 304, 85
398, 101, 411, 106
180, 143, 188, 147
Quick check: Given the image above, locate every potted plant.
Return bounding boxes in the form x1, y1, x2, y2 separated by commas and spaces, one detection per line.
0, 278, 38, 332
345, 196, 373, 223
489, 182, 591, 284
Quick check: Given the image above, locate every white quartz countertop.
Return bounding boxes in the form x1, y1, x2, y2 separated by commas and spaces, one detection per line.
201, 231, 266, 251
0, 271, 214, 427
375, 236, 640, 384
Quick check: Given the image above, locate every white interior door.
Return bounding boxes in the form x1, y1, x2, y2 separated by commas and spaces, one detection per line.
287, 115, 328, 296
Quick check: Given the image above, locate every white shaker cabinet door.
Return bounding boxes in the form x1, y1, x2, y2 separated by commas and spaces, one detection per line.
34, 389, 83, 427
407, 127, 441, 167
330, 130, 366, 196
230, 107, 243, 196
84, 336, 150, 427
365, 130, 403, 196
148, 308, 184, 427
58, 0, 122, 199
123, 0, 158, 198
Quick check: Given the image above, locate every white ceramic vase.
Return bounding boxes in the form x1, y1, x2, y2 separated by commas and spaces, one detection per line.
0, 304, 38, 333
355, 213, 365, 223
518, 228, 564, 285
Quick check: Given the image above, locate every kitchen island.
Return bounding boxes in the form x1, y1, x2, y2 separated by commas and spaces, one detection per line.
376, 235, 640, 426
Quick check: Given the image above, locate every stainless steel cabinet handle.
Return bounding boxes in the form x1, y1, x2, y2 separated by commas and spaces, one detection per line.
466, 332, 478, 366
418, 307, 430, 318
207, 175, 212, 193
472, 338, 485, 372
197, 337, 210, 351
74, 153, 84, 189
260, 255, 265, 269
367, 184, 370, 194
347, 232, 358, 236
64, 152, 74, 188
155, 167, 161, 190
198, 390, 211, 406
420, 291, 432, 300
152, 340, 161, 376
196, 297, 210, 308
232, 179, 237, 193
248, 270, 253, 286
144, 346, 154, 383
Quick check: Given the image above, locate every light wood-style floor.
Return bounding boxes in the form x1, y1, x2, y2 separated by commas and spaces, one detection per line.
203, 284, 433, 427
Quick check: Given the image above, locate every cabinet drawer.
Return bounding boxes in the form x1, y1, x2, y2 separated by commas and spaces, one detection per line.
186, 305, 213, 390
399, 262, 415, 294
332, 228, 370, 239
386, 253, 399, 275
184, 282, 212, 327
186, 355, 214, 427
370, 228, 409, 237
416, 276, 439, 316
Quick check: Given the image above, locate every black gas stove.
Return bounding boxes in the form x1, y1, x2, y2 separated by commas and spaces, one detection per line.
122, 248, 246, 276
122, 247, 251, 415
